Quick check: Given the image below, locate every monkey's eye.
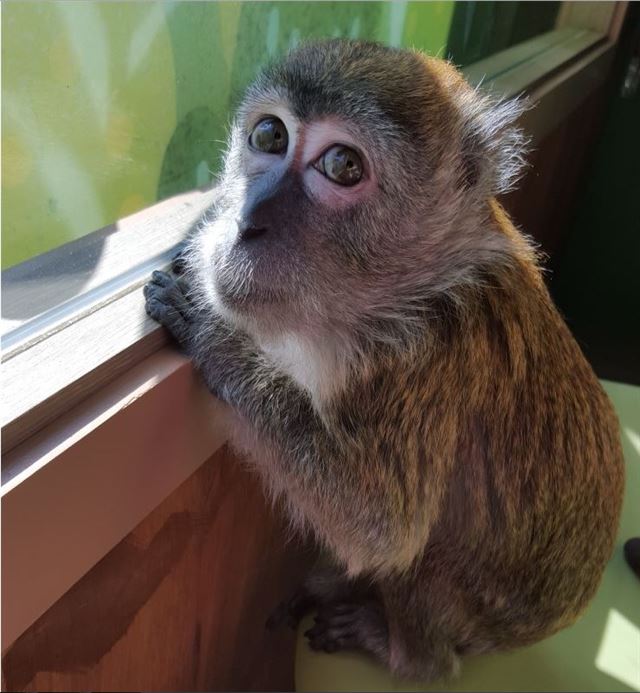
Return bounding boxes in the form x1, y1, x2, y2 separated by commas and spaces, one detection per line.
248, 117, 288, 154
315, 145, 363, 186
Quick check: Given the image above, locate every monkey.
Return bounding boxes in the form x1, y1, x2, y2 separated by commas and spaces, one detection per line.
144, 40, 624, 681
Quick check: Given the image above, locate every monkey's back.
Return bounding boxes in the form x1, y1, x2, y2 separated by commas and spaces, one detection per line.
376, 250, 624, 656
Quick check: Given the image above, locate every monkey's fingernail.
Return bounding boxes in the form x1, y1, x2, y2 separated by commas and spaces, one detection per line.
152, 270, 172, 285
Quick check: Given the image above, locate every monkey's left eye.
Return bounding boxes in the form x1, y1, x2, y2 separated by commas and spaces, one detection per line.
315, 145, 363, 186
248, 117, 288, 154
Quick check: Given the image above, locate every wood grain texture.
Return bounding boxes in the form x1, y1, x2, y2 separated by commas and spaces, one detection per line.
2, 446, 313, 692
2, 186, 218, 342
2, 350, 229, 647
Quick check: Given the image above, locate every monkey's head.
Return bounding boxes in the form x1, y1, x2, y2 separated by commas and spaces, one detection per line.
196, 40, 526, 340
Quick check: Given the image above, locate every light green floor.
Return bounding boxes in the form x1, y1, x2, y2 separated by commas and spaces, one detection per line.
296, 380, 640, 692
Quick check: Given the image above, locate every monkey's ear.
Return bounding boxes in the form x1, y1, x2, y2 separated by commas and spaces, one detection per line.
457, 91, 530, 195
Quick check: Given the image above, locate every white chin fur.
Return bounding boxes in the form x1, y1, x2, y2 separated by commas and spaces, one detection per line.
258, 331, 351, 409
192, 216, 351, 408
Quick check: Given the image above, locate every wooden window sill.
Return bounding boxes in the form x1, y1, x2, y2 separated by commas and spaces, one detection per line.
2, 186, 220, 454
1, 349, 229, 649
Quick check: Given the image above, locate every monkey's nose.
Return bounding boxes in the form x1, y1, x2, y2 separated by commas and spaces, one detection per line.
237, 218, 268, 242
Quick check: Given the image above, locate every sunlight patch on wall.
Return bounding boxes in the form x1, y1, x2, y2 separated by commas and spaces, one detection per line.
594, 608, 640, 690
624, 427, 640, 458
388, 1, 408, 48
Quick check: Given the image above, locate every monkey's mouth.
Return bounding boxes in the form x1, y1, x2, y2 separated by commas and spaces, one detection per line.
218, 282, 289, 311
215, 241, 301, 311
214, 263, 290, 313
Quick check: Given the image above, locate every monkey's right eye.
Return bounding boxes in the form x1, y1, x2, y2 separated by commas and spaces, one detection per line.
248, 117, 288, 154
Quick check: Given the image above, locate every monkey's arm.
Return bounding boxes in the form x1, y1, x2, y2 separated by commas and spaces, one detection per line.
144, 270, 318, 437
144, 270, 428, 575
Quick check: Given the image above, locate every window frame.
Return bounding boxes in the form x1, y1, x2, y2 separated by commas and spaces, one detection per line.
0, 2, 629, 649
2, 185, 219, 454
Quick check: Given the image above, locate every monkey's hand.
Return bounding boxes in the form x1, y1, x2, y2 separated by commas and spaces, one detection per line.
144, 269, 254, 401
144, 270, 195, 350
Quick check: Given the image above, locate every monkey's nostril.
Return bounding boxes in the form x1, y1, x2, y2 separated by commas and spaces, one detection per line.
239, 223, 268, 242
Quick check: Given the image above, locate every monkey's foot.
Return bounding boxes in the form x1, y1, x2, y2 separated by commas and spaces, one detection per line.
144, 270, 194, 347
266, 590, 315, 630
304, 601, 389, 658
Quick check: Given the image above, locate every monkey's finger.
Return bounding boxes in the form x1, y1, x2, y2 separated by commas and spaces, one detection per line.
172, 252, 188, 275
304, 620, 337, 641
308, 615, 359, 636
144, 281, 193, 322
320, 639, 340, 654
306, 629, 359, 654
145, 295, 182, 325
327, 635, 359, 652
286, 593, 315, 628
147, 271, 195, 309
150, 270, 174, 287
177, 277, 196, 305
306, 630, 339, 653
304, 624, 323, 640
311, 602, 359, 632
148, 270, 196, 309
145, 297, 191, 344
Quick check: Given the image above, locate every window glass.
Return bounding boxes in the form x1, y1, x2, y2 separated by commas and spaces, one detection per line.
0, 1, 592, 269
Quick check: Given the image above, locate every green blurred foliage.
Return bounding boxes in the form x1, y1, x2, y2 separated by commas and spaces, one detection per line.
2, 1, 456, 268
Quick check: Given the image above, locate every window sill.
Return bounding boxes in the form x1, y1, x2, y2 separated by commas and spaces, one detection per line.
2, 186, 219, 454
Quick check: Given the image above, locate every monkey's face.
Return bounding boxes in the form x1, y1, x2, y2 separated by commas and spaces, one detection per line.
199, 40, 523, 336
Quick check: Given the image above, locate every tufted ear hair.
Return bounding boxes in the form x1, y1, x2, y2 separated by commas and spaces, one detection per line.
457, 89, 530, 196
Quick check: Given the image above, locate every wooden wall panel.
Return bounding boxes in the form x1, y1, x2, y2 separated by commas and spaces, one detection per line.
2, 445, 312, 692
500, 85, 609, 268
